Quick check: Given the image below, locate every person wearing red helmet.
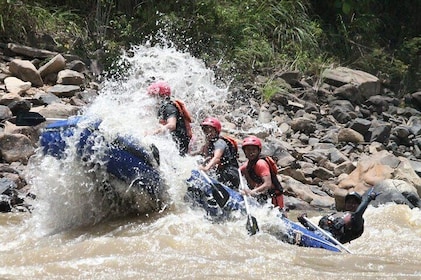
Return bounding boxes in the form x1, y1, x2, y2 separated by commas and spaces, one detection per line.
147, 81, 191, 156
239, 136, 284, 208
193, 117, 239, 189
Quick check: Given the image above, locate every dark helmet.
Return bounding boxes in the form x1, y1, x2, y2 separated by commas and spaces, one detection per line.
345, 191, 362, 203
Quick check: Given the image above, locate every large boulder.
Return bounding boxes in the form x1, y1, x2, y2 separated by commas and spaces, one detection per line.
8, 59, 43, 87
371, 179, 421, 208
4, 77, 31, 95
323, 66, 381, 104
38, 53, 66, 78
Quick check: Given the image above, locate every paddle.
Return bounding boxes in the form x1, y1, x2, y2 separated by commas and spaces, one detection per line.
199, 170, 230, 208
15, 111, 65, 126
302, 216, 352, 254
238, 169, 259, 235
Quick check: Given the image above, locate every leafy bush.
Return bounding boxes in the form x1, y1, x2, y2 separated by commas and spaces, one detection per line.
0, 0, 86, 53
1, 0, 419, 93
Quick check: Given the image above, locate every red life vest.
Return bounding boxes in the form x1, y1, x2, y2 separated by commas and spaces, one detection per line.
247, 156, 284, 208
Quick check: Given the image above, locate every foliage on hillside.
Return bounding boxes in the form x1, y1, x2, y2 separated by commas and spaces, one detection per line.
0, 0, 419, 93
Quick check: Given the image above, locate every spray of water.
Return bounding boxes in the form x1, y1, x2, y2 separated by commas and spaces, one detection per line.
24, 43, 231, 235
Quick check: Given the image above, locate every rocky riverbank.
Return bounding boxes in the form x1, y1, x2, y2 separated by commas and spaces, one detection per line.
1, 43, 421, 213
0, 43, 100, 212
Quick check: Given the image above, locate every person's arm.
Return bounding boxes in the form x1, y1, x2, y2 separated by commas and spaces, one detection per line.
154, 116, 176, 134
199, 148, 223, 171
353, 188, 378, 220
243, 159, 272, 196
248, 174, 272, 196
153, 103, 178, 134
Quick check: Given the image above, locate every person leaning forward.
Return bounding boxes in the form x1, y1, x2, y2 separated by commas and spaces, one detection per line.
147, 81, 191, 156
239, 135, 284, 209
192, 117, 240, 190
298, 188, 379, 244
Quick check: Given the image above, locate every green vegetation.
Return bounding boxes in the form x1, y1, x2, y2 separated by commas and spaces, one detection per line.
262, 79, 291, 101
0, 0, 419, 93
0, 0, 87, 52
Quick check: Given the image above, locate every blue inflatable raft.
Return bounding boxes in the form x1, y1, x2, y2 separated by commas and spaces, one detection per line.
185, 170, 342, 253
38, 116, 166, 212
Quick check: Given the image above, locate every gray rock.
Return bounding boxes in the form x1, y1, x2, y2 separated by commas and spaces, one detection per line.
7, 43, 57, 58
8, 59, 43, 87
0, 133, 35, 164
371, 179, 420, 208
323, 66, 381, 100
38, 53, 66, 78
57, 69, 85, 85
48, 84, 81, 97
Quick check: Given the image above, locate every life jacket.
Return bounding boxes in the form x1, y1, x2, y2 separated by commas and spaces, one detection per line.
159, 99, 192, 138
220, 135, 239, 159
318, 212, 353, 241
247, 156, 284, 207
220, 136, 239, 168
202, 136, 239, 169
172, 99, 193, 139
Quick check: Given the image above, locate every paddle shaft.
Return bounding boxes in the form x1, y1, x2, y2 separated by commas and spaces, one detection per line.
303, 216, 352, 254
240, 176, 252, 217
238, 169, 259, 234
44, 118, 66, 121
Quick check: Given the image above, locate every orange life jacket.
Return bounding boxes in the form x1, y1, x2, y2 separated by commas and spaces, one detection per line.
201, 136, 239, 169
173, 99, 193, 139
160, 99, 193, 139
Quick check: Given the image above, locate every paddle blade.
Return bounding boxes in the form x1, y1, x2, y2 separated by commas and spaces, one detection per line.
246, 215, 259, 235
211, 183, 230, 208
199, 170, 230, 208
15, 112, 46, 126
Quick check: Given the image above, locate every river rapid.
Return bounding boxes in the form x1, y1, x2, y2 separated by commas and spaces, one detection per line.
1, 44, 421, 280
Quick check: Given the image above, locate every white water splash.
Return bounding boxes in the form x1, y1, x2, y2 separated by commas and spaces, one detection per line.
25, 44, 230, 235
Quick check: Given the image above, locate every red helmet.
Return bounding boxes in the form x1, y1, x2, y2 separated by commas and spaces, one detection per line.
147, 81, 171, 97
242, 136, 262, 150
201, 117, 221, 133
